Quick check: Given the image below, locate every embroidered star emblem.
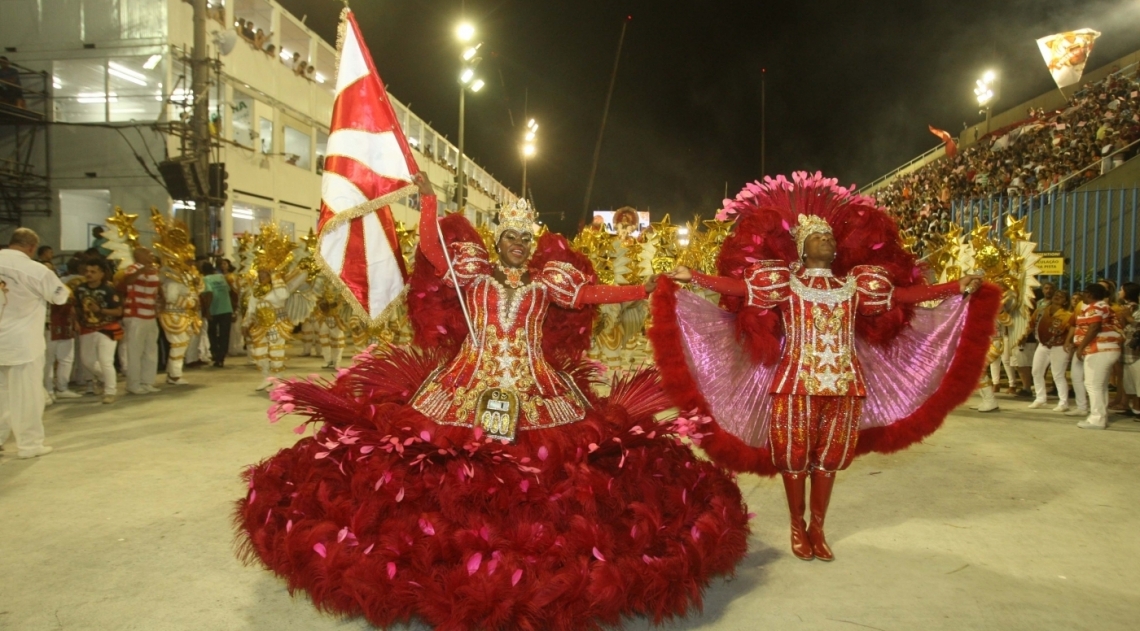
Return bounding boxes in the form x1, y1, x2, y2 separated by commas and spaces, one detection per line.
816, 348, 841, 370
815, 371, 841, 392
818, 332, 838, 348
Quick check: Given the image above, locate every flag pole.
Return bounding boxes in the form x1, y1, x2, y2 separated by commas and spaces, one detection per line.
434, 216, 477, 342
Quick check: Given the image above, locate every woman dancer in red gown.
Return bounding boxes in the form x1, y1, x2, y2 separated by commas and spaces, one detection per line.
236, 174, 752, 631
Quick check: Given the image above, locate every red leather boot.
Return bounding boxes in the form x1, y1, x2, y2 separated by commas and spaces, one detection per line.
807, 469, 836, 561
781, 472, 814, 560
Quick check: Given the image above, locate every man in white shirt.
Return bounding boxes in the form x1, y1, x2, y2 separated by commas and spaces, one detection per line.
0, 228, 70, 458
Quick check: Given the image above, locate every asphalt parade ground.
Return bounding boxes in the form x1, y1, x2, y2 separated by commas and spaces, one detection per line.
2, 346, 1138, 631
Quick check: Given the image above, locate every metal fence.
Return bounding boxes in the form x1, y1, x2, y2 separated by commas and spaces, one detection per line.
950, 187, 1139, 295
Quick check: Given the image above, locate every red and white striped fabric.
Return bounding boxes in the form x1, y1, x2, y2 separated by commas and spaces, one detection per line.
122, 264, 160, 319
317, 9, 418, 323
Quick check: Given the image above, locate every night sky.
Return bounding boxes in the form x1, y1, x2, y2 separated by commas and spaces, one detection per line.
278, 0, 1140, 234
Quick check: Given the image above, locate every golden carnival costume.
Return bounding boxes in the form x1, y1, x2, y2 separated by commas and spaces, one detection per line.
152, 210, 203, 385
246, 225, 295, 390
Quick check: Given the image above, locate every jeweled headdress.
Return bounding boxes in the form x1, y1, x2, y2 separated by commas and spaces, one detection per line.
791, 213, 832, 257
252, 223, 296, 273
151, 208, 196, 273
494, 198, 537, 241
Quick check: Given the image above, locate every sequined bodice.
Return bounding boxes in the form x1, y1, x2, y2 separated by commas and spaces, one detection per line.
745, 262, 894, 396
411, 243, 593, 430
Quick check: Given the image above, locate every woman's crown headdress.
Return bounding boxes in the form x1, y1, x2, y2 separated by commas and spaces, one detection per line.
494, 198, 537, 241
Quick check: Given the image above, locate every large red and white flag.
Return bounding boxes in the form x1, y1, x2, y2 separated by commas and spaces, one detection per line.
318, 8, 418, 322
1037, 29, 1100, 90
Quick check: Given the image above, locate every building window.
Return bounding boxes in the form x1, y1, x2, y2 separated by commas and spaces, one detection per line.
54, 56, 164, 123
232, 91, 255, 147
231, 200, 274, 242
283, 124, 311, 170
316, 129, 329, 174
52, 59, 107, 123
107, 56, 163, 122
259, 116, 273, 154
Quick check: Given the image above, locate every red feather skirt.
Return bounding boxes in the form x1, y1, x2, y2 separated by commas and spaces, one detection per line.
235, 348, 751, 631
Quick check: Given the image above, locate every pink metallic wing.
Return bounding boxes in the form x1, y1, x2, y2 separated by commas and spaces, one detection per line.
671, 289, 778, 448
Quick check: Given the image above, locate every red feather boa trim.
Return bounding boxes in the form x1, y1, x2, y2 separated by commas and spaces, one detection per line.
854, 282, 1000, 455
649, 279, 1002, 476
648, 279, 778, 476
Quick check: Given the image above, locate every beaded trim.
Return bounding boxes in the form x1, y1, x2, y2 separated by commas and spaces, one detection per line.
789, 274, 855, 305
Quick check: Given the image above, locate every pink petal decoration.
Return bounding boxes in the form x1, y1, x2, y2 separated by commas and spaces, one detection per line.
486, 558, 499, 575
592, 547, 605, 562
337, 527, 348, 543
537, 446, 549, 461
480, 525, 491, 541
466, 552, 483, 575
395, 487, 405, 502
630, 525, 638, 538
387, 562, 397, 579
313, 543, 327, 558
281, 403, 295, 413
511, 568, 523, 586
360, 446, 374, 454
314, 452, 329, 460
419, 517, 436, 536
249, 490, 256, 504
642, 554, 653, 564
519, 480, 530, 492
420, 430, 431, 442
871, 242, 884, 250
363, 543, 374, 555
285, 520, 293, 532
293, 424, 306, 435
691, 525, 701, 540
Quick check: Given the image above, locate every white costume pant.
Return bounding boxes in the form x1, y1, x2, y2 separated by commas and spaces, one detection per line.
0, 358, 48, 454
44, 332, 76, 393
1070, 355, 1088, 413
79, 332, 118, 396
320, 319, 345, 368
990, 348, 1016, 388
1124, 360, 1139, 397
1031, 344, 1069, 405
251, 334, 287, 377
1083, 351, 1121, 428
123, 317, 159, 392
302, 317, 320, 355
166, 331, 190, 379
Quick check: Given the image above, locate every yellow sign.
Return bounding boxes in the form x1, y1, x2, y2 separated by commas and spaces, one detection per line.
1037, 251, 1064, 275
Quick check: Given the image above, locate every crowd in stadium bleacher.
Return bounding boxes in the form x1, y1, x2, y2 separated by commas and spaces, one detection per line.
878, 64, 1140, 256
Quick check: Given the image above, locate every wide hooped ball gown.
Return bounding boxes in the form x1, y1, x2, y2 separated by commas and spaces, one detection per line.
235, 195, 752, 631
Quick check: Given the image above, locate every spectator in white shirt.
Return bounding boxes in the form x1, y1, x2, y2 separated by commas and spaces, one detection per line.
0, 228, 70, 458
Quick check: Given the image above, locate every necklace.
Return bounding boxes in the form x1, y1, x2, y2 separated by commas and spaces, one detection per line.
497, 263, 525, 289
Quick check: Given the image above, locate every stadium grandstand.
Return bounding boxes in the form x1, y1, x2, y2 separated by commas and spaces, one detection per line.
864, 49, 1140, 293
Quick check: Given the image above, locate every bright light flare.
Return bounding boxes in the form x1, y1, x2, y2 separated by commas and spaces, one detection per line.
143, 54, 162, 70
523, 143, 536, 157
527, 119, 538, 130
456, 22, 476, 42
460, 68, 475, 84
470, 79, 485, 92
525, 131, 536, 141
462, 45, 480, 61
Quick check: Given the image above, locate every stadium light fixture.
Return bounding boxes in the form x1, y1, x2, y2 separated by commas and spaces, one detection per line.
460, 68, 475, 84
456, 22, 476, 42
470, 79, 485, 92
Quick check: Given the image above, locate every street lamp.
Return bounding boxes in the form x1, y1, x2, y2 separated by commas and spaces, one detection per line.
975, 70, 998, 134
521, 118, 538, 198
455, 23, 484, 213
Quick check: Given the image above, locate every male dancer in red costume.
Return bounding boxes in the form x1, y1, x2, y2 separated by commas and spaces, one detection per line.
668, 213, 983, 561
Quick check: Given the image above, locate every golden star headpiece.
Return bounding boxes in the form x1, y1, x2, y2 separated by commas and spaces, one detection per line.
494, 198, 537, 241
252, 223, 295, 273
151, 208, 196, 271
791, 213, 833, 257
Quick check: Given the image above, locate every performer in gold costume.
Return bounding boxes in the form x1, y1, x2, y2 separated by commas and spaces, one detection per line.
152, 210, 203, 386
246, 225, 294, 391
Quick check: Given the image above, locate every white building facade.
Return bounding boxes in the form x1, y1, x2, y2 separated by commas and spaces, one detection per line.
1, 0, 515, 255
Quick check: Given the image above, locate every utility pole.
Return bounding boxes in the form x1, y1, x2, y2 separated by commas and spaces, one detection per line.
191, 0, 212, 251
760, 68, 766, 177
457, 87, 466, 212
581, 16, 629, 226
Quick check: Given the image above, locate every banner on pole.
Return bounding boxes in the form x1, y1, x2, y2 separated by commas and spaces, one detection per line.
1037, 29, 1101, 89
